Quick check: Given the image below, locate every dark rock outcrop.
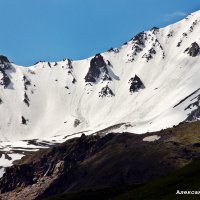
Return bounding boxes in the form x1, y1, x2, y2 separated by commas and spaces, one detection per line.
99, 85, 115, 97
0, 56, 14, 89
24, 92, 30, 107
47, 62, 51, 68
167, 31, 174, 38
186, 107, 200, 121
173, 88, 200, 108
0, 164, 34, 193
151, 27, 159, 34
23, 76, 31, 90
185, 94, 200, 121
184, 42, 200, 57
0, 69, 11, 89
142, 48, 156, 62
132, 32, 147, 46
128, 75, 145, 93
74, 119, 81, 127
0, 55, 12, 89
72, 77, 76, 84
127, 32, 149, 62
67, 59, 73, 69
21, 116, 28, 125
133, 45, 143, 55
0, 55, 9, 64
85, 54, 112, 83
108, 47, 120, 53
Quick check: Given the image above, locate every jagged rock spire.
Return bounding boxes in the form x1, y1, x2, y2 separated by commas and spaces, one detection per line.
128, 75, 145, 93
85, 54, 111, 83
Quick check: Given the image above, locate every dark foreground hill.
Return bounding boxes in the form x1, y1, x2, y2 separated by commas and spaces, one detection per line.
114, 158, 200, 200
1, 121, 200, 199
49, 157, 200, 200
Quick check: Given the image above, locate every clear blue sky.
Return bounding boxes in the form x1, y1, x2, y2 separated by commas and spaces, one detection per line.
0, 0, 199, 66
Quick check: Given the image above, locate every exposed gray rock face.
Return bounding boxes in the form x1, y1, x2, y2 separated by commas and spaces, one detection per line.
21, 116, 28, 125
0, 56, 15, 89
186, 107, 200, 121
24, 92, 30, 107
85, 54, 112, 83
142, 48, 156, 62
126, 32, 147, 62
0, 56, 9, 64
74, 119, 81, 127
184, 42, 200, 57
128, 75, 145, 93
185, 94, 200, 121
99, 85, 115, 97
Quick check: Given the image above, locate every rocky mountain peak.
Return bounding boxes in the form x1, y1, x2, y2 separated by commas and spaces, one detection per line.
91, 54, 106, 68
151, 27, 159, 34
85, 54, 112, 83
132, 32, 147, 46
0, 55, 9, 64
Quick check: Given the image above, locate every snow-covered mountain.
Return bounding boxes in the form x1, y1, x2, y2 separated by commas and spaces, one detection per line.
1, 10, 200, 144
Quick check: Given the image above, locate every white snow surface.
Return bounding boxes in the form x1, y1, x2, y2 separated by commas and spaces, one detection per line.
143, 135, 161, 142
0, 11, 200, 142
1, 10, 200, 176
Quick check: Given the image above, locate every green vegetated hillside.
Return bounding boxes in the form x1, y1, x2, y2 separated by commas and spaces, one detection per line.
114, 158, 200, 200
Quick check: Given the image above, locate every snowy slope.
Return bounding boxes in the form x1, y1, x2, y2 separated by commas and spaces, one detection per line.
0, 10, 200, 144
